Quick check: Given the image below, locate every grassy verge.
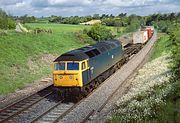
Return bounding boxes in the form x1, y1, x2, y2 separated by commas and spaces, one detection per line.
150, 33, 170, 60
159, 27, 180, 123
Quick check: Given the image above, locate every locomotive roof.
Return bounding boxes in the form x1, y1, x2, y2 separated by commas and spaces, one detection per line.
54, 39, 121, 62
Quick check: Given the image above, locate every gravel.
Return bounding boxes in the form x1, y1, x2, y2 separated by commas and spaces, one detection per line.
57, 32, 157, 123
0, 78, 52, 109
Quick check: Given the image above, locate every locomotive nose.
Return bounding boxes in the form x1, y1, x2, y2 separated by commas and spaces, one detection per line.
53, 71, 80, 87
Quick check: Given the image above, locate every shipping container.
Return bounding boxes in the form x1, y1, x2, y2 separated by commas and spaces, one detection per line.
144, 26, 154, 33
141, 28, 152, 39
147, 28, 152, 39
133, 31, 148, 44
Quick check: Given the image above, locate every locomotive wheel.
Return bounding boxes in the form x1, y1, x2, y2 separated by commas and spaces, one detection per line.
94, 79, 100, 87
98, 76, 105, 84
110, 67, 116, 75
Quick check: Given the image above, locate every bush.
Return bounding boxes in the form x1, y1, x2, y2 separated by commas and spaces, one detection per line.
75, 31, 95, 44
0, 30, 8, 36
0, 9, 15, 29
170, 29, 180, 78
86, 23, 114, 41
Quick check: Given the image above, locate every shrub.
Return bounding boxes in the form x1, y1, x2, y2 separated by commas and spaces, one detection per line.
0, 9, 15, 29
86, 23, 114, 41
75, 31, 94, 44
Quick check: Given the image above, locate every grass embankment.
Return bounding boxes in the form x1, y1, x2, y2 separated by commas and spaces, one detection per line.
0, 23, 93, 95
107, 29, 180, 123
150, 33, 170, 60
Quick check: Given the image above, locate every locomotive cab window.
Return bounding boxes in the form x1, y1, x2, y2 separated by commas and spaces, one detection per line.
81, 62, 86, 70
67, 62, 79, 70
54, 62, 65, 70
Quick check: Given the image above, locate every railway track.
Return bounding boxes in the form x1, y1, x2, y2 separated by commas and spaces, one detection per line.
0, 85, 53, 123
30, 100, 75, 123
124, 43, 143, 58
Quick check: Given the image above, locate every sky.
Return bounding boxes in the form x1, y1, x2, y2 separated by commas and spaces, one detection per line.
0, 0, 180, 17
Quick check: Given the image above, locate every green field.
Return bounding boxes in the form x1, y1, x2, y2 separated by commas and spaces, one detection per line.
25, 23, 92, 32
0, 23, 93, 94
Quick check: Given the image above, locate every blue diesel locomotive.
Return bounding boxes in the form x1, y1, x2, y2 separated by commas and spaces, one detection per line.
53, 40, 125, 96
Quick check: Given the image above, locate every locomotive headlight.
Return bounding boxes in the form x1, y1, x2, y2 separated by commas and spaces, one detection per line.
60, 75, 63, 79
69, 75, 73, 79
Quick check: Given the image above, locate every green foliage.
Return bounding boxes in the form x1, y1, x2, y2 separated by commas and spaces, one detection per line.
0, 30, 8, 36
150, 34, 170, 60
102, 18, 127, 27
17, 14, 36, 23
170, 28, 180, 79
0, 8, 15, 29
148, 27, 180, 123
125, 15, 143, 33
49, 16, 92, 24
75, 30, 95, 44
86, 23, 114, 41
146, 12, 180, 33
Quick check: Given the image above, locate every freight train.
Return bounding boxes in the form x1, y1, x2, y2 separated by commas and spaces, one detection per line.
133, 26, 154, 44
52, 26, 154, 97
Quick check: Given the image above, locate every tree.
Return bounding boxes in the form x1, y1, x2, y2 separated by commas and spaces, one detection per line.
0, 8, 15, 29
118, 13, 127, 17
93, 14, 100, 19
87, 23, 114, 41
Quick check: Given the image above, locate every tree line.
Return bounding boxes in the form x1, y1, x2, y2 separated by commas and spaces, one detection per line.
46, 12, 180, 34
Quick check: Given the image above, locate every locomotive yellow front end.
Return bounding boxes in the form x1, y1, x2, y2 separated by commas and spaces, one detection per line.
53, 61, 83, 87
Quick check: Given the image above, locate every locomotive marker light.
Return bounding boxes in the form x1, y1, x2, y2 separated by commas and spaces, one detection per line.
112, 55, 114, 59
90, 67, 94, 75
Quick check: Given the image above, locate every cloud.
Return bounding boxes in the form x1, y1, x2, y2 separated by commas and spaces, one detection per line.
0, 0, 179, 16
31, 0, 93, 8
0, 0, 23, 5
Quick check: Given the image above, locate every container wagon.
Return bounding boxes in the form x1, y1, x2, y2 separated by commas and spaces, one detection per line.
133, 31, 148, 44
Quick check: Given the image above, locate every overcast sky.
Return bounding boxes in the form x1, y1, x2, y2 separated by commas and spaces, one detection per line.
0, 0, 180, 17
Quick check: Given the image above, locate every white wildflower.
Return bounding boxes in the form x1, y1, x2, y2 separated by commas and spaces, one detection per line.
115, 54, 173, 121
